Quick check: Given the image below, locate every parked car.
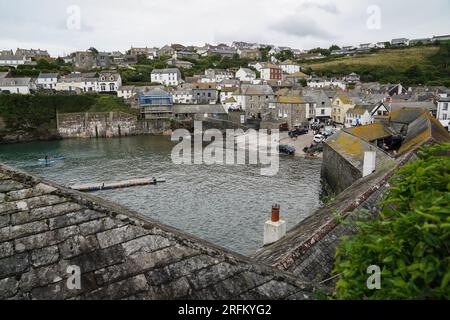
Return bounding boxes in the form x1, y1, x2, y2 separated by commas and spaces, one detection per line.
279, 123, 289, 132
314, 134, 325, 143
278, 144, 296, 155
289, 127, 309, 138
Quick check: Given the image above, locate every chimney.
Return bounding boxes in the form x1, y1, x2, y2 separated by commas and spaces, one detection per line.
363, 151, 377, 177
264, 204, 287, 246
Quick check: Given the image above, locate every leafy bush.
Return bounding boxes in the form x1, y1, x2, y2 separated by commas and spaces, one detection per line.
333, 143, 450, 300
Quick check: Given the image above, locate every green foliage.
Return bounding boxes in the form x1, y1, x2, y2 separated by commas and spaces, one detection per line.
119, 57, 169, 84
329, 45, 341, 51
259, 46, 272, 62
0, 94, 134, 133
333, 143, 450, 300
180, 55, 252, 78
275, 50, 294, 62
309, 47, 331, 57
7, 58, 74, 78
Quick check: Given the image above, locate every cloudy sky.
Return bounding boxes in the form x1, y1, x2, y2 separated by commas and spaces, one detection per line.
1, 0, 449, 56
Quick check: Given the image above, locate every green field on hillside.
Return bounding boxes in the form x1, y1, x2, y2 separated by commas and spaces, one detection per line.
304, 45, 450, 86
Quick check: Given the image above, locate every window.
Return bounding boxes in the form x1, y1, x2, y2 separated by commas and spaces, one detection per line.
443, 103, 449, 111
101, 84, 106, 91
443, 114, 448, 120
321, 109, 325, 115
109, 83, 115, 91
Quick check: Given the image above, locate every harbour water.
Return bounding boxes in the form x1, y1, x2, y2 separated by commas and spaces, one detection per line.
0, 136, 323, 255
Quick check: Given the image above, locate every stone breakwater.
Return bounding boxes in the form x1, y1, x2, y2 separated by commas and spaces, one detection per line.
0, 164, 315, 300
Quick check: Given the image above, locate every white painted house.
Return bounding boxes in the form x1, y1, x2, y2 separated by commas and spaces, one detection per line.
308, 78, 347, 90
37, 73, 59, 90
173, 87, 195, 104
437, 96, 450, 131
345, 106, 374, 128
0, 55, 34, 68
97, 72, 122, 93
235, 68, 256, 82
0, 77, 36, 94
279, 60, 300, 74
151, 68, 182, 86
117, 86, 136, 100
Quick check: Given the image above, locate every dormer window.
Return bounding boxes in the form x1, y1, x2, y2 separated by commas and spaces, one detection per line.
101, 76, 106, 81
110, 76, 115, 81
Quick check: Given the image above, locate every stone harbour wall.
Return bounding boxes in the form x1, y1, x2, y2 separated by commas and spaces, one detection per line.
0, 164, 316, 300
57, 112, 138, 139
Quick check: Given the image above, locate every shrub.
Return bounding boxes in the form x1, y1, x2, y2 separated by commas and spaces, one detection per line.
333, 143, 450, 300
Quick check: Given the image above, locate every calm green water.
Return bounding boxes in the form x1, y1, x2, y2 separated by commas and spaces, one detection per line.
0, 136, 323, 255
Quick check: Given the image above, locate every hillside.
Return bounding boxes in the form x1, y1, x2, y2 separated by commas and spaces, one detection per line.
303, 45, 450, 86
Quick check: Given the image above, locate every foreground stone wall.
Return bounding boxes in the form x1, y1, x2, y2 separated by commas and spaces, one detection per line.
0, 164, 315, 300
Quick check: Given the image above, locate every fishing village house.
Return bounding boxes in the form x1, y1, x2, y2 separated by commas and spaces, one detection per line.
151, 68, 182, 86
117, 86, 136, 100
307, 90, 333, 122
222, 96, 240, 112
202, 69, 234, 83
307, 77, 347, 90
192, 82, 218, 104
97, 72, 122, 93
173, 84, 196, 104
391, 38, 410, 46
15, 48, 50, 59
284, 71, 309, 85
36, 73, 59, 90
55, 73, 98, 93
345, 105, 375, 127
167, 58, 194, 69
235, 67, 256, 82
0, 77, 36, 94
130, 47, 159, 59
437, 93, 450, 131
279, 60, 300, 74
332, 94, 362, 125
268, 94, 311, 129
0, 50, 13, 56
260, 63, 282, 81
237, 48, 262, 60
345, 72, 361, 84
0, 55, 35, 68
173, 50, 199, 60
234, 84, 275, 120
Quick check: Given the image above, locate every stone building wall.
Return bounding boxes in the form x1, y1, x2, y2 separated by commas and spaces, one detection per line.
321, 144, 362, 194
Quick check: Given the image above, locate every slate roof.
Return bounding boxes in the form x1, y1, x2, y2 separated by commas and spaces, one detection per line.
0, 164, 315, 300
0, 77, 32, 87
151, 68, 181, 75
38, 73, 59, 79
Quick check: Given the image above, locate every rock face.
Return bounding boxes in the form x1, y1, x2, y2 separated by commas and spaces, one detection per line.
0, 164, 315, 300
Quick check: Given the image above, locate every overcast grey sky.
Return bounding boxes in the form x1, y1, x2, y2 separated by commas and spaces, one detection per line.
1, 0, 449, 56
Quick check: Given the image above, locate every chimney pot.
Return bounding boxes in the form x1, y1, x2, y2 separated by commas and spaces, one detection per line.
271, 204, 280, 222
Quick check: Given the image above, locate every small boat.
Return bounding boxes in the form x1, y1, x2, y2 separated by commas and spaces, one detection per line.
38, 155, 65, 165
